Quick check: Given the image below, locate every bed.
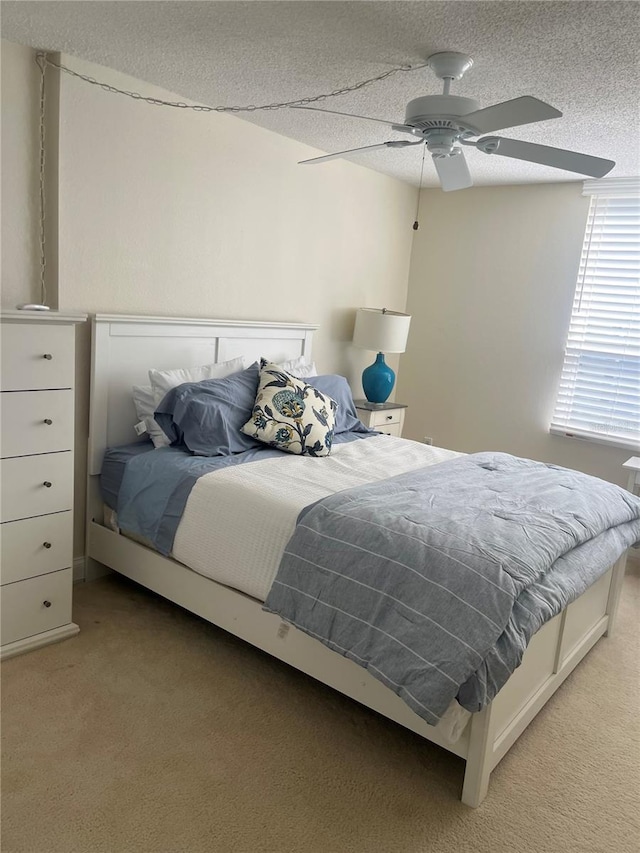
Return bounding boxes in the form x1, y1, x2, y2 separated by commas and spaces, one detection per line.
86, 313, 636, 807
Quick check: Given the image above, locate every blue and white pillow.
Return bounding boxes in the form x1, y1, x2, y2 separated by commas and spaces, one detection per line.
241, 362, 336, 456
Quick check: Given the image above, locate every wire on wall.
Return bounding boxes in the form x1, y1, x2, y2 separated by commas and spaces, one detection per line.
42, 54, 428, 114
35, 51, 48, 306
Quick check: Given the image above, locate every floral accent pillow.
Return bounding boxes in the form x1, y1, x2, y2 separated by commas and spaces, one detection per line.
241, 362, 337, 456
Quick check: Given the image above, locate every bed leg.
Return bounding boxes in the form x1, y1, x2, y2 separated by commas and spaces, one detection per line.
604, 553, 628, 638
461, 704, 494, 807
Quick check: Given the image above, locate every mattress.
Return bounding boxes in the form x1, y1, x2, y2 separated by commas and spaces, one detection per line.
105, 434, 471, 741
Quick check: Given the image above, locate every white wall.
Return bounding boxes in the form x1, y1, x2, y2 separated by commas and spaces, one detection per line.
397, 183, 632, 487
1, 43, 416, 555
55, 56, 415, 377
1, 41, 41, 307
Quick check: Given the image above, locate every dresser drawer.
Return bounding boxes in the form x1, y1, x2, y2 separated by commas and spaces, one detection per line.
1, 512, 73, 584
1, 324, 74, 391
1, 568, 72, 646
0, 453, 73, 522
1, 390, 74, 457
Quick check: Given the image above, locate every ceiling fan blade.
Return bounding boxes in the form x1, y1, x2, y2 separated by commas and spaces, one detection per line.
433, 150, 473, 192
292, 105, 418, 135
299, 140, 422, 165
461, 96, 562, 134
481, 136, 615, 177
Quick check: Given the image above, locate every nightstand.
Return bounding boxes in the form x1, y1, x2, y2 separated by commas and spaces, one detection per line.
623, 457, 640, 496
355, 400, 407, 438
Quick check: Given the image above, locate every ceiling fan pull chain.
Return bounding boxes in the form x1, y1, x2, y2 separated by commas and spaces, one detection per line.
413, 145, 427, 231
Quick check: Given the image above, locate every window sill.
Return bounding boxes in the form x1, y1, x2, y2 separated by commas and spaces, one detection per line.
549, 426, 640, 453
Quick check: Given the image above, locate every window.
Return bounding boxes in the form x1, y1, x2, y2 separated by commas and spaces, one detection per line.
550, 178, 640, 451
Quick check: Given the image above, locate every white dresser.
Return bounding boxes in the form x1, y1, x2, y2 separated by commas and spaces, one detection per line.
1, 311, 86, 659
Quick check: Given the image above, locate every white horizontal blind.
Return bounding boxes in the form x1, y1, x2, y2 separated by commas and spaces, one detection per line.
550, 184, 640, 450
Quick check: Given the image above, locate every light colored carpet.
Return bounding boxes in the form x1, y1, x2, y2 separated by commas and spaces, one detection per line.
2, 565, 639, 853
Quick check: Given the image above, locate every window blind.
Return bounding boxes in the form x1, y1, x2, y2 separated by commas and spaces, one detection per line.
550, 181, 640, 451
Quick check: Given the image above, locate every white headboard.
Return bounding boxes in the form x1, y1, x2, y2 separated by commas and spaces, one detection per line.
88, 313, 317, 476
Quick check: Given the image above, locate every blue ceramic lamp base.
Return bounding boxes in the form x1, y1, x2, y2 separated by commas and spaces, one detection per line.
362, 352, 396, 404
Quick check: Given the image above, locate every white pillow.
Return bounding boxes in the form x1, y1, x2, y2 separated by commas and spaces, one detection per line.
132, 384, 171, 448
133, 357, 246, 447
148, 357, 246, 406
275, 356, 317, 378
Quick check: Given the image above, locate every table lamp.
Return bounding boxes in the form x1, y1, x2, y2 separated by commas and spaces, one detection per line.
353, 308, 411, 404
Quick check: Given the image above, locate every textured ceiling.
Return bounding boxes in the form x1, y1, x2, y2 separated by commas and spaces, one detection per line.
2, 1, 639, 187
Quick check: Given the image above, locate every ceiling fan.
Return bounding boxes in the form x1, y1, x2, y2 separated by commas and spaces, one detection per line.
295, 52, 615, 190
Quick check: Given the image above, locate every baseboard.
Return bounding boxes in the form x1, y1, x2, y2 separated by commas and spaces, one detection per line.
73, 556, 86, 583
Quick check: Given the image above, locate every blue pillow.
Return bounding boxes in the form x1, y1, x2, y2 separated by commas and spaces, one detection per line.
304, 375, 370, 435
154, 362, 261, 456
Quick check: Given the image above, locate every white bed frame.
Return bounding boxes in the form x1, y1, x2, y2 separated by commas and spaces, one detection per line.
85, 313, 629, 807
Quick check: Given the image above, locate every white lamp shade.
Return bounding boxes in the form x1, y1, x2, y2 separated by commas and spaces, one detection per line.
353, 308, 411, 353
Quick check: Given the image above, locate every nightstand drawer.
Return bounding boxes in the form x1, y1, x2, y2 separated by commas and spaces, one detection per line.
1, 390, 74, 457
0, 453, 73, 522
1, 324, 74, 391
1, 569, 72, 646
369, 409, 403, 428
1, 513, 73, 584
377, 423, 403, 438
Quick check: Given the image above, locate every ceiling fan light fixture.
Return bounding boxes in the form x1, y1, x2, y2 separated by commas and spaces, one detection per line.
425, 129, 460, 156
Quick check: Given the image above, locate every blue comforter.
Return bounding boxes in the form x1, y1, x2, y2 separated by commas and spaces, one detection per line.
264, 452, 640, 722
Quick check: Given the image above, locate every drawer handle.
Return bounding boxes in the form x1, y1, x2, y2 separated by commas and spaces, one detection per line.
43, 600, 52, 608
43, 541, 52, 549
43, 481, 52, 488
43, 418, 53, 425
386, 415, 393, 420
43, 353, 53, 360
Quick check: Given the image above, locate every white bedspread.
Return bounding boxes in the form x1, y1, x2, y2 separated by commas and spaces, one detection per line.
172, 435, 471, 743
173, 435, 461, 601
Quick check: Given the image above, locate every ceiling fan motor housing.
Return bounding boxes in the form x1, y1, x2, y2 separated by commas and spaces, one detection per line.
405, 95, 480, 133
